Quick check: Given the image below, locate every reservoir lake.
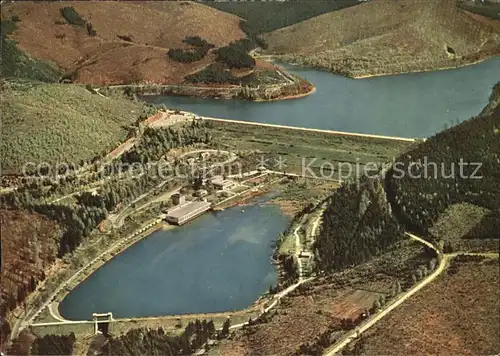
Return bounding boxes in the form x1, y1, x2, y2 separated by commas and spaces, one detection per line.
59, 193, 289, 320
60, 58, 500, 319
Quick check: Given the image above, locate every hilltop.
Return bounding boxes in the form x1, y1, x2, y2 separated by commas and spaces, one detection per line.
0, 1, 246, 85
208, 0, 359, 35
0, 81, 151, 175
263, 0, 500, 77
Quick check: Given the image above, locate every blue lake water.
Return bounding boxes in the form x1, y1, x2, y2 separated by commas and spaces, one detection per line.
59, 193, 289, 320
141, 56, 500, 138
60, 58, 500, 319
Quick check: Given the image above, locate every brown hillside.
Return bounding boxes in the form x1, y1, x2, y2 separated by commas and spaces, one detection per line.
0, 1, 246, 84
346, 259, 500, 355
0, 209, 61, 347
264, 0, 500, 77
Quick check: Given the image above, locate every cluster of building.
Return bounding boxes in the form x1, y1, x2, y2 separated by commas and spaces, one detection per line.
209, 175, 236, 191
164, 176, 238, 225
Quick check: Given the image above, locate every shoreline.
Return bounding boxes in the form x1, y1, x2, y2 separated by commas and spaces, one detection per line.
120, 83, 316, 103
107, 75, 315, 103
263, 53, 497, 79
53, 219, 168, 320
351, 57, 492, 79
45, 187, 284, 324
254, 85, 316, 102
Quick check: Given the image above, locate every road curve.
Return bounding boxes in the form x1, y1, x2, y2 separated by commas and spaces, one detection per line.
323, 233, 497, 356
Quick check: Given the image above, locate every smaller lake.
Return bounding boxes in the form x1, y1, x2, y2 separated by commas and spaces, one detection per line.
59, 193, 289, 320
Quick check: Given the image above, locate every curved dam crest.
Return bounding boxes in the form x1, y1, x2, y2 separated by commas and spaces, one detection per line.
142, 56, 500, 138
59, 193, 289, 320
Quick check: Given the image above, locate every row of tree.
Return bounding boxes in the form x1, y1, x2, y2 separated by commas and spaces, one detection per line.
216, 40, 256, 69
31, 333, 76, 356
121, 121, 212, 164
168, 36, 215, 63
102, 321, 216, 355
59, 7, 85, 27
185, 63, 242, 85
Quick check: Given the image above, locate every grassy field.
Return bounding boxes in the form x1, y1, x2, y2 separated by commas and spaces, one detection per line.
344, 257, 500, 355
205, 120, 413, 178
0, 1, 246, 85
264, 0, 500, 77
208, 1, 359, 34
0, 82, 149, 174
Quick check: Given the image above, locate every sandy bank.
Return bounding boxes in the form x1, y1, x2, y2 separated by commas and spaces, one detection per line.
254, 85, 316, 102
352, 57, 492, 79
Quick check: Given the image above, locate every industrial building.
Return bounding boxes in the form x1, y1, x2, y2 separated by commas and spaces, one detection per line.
211, 176, 235, 190
165, 201, 211, 225
172, 193, 185, 205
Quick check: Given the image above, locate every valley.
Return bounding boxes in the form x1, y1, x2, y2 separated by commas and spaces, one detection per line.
1, 1, 499, 355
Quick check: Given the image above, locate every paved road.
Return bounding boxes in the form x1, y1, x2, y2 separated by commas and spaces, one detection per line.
323, 234, 498, 356
293, 226, 304, 280
324, 233, 442, 355
311, 207, 325, 238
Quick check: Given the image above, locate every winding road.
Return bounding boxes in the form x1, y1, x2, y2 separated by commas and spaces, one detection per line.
323, 233, 499, 356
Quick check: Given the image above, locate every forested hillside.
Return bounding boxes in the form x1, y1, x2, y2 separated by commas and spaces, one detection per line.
0, 82, 151, 175
0, 1, 246, 85
386, 83, 500, 242
0, 118, 214, 345
315, 177, 405, 272
31, 333, 76, 356
208, 1, 358, 35
120, 122, 212, 164
264, 0, 500, 77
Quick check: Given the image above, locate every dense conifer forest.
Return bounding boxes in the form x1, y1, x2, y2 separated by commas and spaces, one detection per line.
315, 176, 405, 272
102, 321, 216, 355
31, 333, 76, 355
386, 84, 500, 239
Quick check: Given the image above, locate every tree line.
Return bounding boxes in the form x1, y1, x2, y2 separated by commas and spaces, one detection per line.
216, 39, 256, 69
102, 321, 216, 355
121, 120, 212, 164
31, 333, 76, 356
1, 122, 212, 258
185, 63, 242, 85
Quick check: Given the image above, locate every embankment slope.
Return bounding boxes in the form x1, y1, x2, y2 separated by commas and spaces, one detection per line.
264, 0, 500, 77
